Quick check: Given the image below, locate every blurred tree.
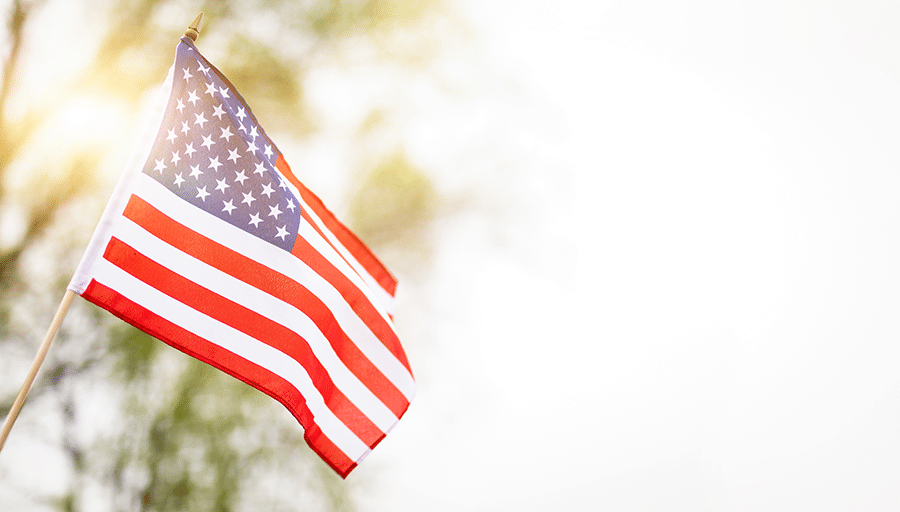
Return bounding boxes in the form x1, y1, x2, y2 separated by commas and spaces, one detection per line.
349, 151, 437, 270
0, 0, 450, 510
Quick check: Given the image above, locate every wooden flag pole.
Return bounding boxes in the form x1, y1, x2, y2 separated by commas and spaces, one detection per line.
0, 290, 76, 454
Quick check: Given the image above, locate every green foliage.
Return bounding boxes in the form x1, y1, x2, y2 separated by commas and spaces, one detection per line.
220, 35, 311, 134
349, 152, 437, 267
310, 0, 439, 37
132, 361, 249, 512
107, 325, 159, 383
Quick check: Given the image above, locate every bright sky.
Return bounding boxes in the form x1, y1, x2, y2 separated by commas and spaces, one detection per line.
361, 1, 900, 511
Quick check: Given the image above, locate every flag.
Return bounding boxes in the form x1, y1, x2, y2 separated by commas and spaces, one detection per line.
68, 37, 415, 477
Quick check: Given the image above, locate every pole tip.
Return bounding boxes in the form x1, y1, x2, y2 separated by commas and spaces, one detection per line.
184, 12, 203, 41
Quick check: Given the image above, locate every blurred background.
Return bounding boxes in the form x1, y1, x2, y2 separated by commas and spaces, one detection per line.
2, 0, 900, 510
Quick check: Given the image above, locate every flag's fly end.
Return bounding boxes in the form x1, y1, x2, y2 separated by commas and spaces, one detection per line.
184, 12, 203, 42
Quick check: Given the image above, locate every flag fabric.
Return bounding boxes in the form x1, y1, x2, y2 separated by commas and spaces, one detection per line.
68, 37, 415, 477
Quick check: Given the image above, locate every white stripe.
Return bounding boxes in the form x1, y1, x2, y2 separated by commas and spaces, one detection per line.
134, 174, 416, 399
276, 173, 397, 314
90, 257, 371, 461
112, 216, 402, 430
296, 219, 394, 326
293, 192, 397, 314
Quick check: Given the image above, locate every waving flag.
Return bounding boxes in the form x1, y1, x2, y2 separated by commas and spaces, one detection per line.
68, 37, 414, 477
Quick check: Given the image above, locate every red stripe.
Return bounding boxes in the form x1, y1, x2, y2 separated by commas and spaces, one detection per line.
122, 195, 412, 415
80, 279, 358, 477
276, 155, 398, 297
102, 236, 385, 446
300, 207, 346, 273
291, 236, 412, 374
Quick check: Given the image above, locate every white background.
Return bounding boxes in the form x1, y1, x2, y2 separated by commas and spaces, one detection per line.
362, 1, 900, 510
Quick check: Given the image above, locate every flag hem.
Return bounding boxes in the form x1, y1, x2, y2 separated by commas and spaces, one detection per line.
68, 61, 176, 294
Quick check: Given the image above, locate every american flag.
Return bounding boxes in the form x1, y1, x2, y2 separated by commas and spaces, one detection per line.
68, 37, 414, 477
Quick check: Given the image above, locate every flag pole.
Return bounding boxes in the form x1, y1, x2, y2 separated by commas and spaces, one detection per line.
0, 290, 76, 454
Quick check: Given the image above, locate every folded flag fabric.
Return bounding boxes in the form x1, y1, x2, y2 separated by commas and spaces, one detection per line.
68, 36, 415, 477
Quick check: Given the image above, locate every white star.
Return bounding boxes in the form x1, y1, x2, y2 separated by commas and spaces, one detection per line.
196, 186, 210, 201
248, 213, 263, 228
180, 120, 191, 134
261, 182, 275, 198
212, 104, 225, 119
246, 139, 259, 154
241, 191, 256, 207
189, 164, 202, 179
208, 156, 222, 172
154, 159, 166, 173
253, 162, 267, 176
249, 125, 259, 140
220, 126, 233, 141
218, 86, 230, 99
182, 67, 193, 81
201, 134, 215, 150
264, 144, 274, 159
215, 177, 230, 193
187, 90, 200, 105
204, 81, 218, 97
234, 170, 249, 186
197, 62, 210, 75
222, 199, 236, 215
275, 225, 289, 240
176, 99, 185, 113
184, 142, 196, 158
236, 107, 246, 122
194, 112, 208, 128
170, 151, 181, 166
227, 148, 241, 163
268, 204, 282, 219
166, 127, 177, 142
286, 198, 296, 211
174, 173, 185, 187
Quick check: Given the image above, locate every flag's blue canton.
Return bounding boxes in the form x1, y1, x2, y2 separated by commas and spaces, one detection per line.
141, 41, 301, 252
